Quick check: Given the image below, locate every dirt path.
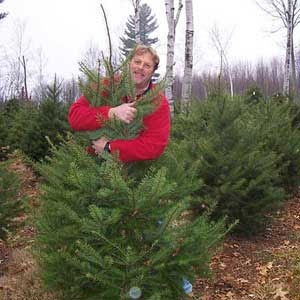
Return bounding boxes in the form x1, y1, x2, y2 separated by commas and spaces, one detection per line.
0, 158, 55, 300
1, 158, 300, 300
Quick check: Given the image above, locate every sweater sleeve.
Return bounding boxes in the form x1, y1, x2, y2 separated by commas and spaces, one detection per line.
68, 95, 111, 131
109, 96, 171, 163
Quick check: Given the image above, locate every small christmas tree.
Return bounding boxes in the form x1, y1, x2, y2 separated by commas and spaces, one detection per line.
22, 76, 69, 161
35, 136, 226, 299
171, 96, 286, 235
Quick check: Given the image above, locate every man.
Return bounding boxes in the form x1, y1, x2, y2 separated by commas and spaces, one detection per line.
68, 45, 170, 163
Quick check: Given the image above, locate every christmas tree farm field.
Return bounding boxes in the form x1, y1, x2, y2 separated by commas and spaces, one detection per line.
2, 156, 300, 299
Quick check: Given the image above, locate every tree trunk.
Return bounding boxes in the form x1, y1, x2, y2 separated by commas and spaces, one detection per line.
165, 0, 183, 114
291, 27, 296, 94
22, 56, 29, 100
134, 0, 141, 44
181, 0, 194, 105
283, 0, 292, 96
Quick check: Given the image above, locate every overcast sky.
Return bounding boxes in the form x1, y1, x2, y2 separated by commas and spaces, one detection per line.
0, 0, 289, 81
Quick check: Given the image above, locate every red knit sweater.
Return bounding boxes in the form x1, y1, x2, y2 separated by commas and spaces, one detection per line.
68, 87, 170, 163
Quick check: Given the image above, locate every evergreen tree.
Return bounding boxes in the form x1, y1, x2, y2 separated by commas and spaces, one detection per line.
0, 161, 23, 239
244, 85, 264, 104
4, 101, 38, 157
5, 78, 69, 161
171, 97, 286, 235
0, 98, 21, 160
35, 48, 227, 299
23, 77, 69, 161
119, 3, 158, 57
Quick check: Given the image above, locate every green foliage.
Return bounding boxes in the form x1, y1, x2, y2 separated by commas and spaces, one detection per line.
272, 92, 289, 103
21, 79, 69, 161
171, 96, 287, 234
2, 79, 69, 161
245, 99, 300, 188
5, 101, 39, 156
0, 98, 22, 159
119, 3, 158, 57
35, 136, 226, 300
244, 85, 264, 104
0, 161, 23, 239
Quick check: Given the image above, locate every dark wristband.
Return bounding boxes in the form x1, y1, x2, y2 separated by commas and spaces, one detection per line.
104, 142, 111, 153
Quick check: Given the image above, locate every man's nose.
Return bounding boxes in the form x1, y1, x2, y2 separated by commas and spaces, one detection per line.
138, 63, 145, 70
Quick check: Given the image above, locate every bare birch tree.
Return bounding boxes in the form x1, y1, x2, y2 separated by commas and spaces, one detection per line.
283, 0, 293, 94
132, 0, 141, 44
181, 0, 194, 104
257, 0, 300, 96
165, 0, 183, 113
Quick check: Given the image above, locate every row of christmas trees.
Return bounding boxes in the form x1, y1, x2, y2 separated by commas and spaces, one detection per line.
2, 62, 300, 299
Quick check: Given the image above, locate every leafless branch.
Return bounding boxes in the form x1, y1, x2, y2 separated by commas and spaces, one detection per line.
175, 0, 183, 28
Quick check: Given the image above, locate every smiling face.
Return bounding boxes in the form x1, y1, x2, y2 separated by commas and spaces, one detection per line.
129, 51, 155, 90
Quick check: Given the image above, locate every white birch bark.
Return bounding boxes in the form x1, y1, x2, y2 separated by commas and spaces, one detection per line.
257, 0, 300, 95
133, 0, 141, 44
283, 0, 292, 95
181, 0, 194, 104
165, 0, 183, 114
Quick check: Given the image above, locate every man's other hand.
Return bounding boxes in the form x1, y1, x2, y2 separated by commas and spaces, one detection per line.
92, 137, 108, 155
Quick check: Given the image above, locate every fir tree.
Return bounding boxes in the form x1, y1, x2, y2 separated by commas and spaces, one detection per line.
35, 16, 227, 298
244, 85, 264, 104
35, 136, 226, 299
0, 161, 23, 239
119, 3, 158, 57
171, 97, 287, 235
5, 78, 69, 161
25, 77, 69, 161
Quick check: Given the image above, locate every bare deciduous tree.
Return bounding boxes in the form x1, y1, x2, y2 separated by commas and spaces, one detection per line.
0, 19, 47, 101
1, 20, 32, 99
181, 0, 194, 105
257, 0, 300, 96
210, 24, 234, 96
284, 0, 293, 95
165, 0, 183, 113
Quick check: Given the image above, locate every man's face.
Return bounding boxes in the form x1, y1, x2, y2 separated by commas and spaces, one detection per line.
129, 52, 155, 89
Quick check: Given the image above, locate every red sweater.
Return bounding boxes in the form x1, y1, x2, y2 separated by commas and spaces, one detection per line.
68, 87, 170, 163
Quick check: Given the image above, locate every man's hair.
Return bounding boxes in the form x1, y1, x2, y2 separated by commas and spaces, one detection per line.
130, 45, 160, 71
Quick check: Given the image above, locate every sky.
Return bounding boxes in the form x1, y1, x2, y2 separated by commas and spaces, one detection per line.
0, 0, 289, 82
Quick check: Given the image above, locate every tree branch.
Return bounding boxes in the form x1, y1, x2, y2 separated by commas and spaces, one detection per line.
175, 0, 183, 28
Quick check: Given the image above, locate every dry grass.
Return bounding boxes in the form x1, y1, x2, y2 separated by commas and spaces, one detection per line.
0, 248, 57, 300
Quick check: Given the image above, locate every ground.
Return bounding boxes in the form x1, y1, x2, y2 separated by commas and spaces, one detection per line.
0, 157, 299, 300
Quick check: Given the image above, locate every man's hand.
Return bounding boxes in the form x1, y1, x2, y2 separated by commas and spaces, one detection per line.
92, 137, 108, 155
108, 102, 136, 124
